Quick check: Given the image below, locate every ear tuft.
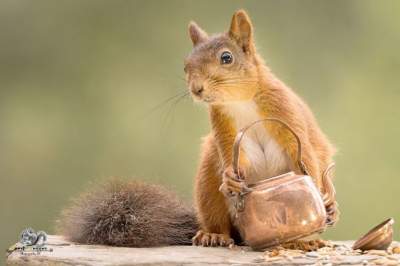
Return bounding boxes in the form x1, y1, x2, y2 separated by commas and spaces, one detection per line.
229, 10, 254, 54
188, 21, 208, 46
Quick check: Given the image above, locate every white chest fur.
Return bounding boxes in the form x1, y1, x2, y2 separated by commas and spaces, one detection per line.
222, 101, 291, 183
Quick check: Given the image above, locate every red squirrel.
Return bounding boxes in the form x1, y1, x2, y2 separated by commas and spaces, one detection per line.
187, 10, 337, 247
58, 10, 338, 249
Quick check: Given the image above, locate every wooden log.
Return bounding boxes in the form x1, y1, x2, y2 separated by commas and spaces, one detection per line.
5, 235, 400, 265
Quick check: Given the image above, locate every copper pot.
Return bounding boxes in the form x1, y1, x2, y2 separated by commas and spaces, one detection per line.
230, 118, 336, 250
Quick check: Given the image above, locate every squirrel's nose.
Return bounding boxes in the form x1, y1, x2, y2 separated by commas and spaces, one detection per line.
191, 85, 204, 96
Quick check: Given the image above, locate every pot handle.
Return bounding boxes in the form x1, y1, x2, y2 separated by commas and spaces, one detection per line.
232, 117, 309, 180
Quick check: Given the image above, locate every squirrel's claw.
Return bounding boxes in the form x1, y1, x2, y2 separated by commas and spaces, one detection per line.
219, 177, 251, 196
325, 201, 340, 226
322, 187, 339, 226
192, 230, 234, 247
219, 167, 248, 197
219, 176, 242, 196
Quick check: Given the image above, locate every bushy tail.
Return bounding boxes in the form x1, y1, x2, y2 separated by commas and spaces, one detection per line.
56, 178, 198, 247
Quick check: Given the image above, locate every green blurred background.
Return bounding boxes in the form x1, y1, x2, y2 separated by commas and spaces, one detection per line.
1, 0, 399, 260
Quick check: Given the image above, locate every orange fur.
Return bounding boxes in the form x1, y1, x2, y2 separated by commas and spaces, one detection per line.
186, 10, 336, 246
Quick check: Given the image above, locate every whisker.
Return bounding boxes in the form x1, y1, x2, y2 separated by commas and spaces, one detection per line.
159, 92, 190, 135
218, 78, 258, 82
134, 90, 188, 121
207, 77, 258, 87
146, 91, 187, 114
175, 74, 187, 83
220, 79, 257, 84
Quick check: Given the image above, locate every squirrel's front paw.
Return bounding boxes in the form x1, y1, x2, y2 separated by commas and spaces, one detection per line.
192, 230, 234, 247
324, 199, 340, 226
219, 167, 248, 197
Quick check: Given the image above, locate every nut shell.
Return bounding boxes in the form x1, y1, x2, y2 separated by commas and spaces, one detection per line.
352, 218, 394, 251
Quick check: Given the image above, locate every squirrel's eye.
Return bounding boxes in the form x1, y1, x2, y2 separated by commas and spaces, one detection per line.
220, 51, 233, 65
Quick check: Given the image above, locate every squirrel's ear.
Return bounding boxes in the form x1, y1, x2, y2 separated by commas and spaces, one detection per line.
188, 21, 208, 46
229, 10, 254, 54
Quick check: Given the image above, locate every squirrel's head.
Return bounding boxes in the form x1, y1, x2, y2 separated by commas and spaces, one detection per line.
185, 10, 261, 104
